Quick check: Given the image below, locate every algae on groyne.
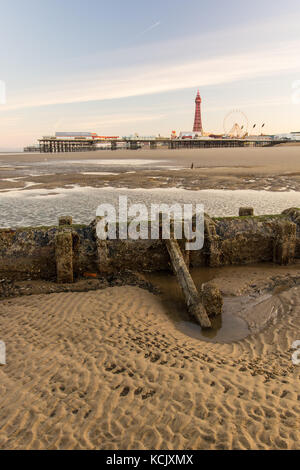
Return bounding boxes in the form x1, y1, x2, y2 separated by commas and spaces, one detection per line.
0, 208, 299, 282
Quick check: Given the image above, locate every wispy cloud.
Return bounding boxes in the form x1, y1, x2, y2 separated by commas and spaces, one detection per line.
2, 11, 300, 115
2, 38, 300, 112
54, 113, 167, 131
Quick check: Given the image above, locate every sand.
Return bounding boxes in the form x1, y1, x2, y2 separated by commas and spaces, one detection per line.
1, 147, 299, 449
1, 146, 300, 192
0, 280, 299, 450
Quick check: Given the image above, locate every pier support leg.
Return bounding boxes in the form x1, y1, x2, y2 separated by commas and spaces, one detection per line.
55, 232, 74, 283
129, 141, 138, 150
165, 238, 211, 328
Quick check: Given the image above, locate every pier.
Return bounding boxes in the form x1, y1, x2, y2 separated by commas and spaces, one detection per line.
38, 136, 285, 153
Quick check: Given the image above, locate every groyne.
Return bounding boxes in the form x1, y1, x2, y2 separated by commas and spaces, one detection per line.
0, 208, 299, 282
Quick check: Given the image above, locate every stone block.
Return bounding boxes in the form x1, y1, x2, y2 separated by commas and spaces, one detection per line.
201, 282, 223, 317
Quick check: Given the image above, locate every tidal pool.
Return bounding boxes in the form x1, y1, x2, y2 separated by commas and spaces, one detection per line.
145, 268, 250, 344
1, 186, 300, 228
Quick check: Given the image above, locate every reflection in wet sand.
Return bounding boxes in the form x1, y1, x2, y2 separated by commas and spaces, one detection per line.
178, 312, 250, 343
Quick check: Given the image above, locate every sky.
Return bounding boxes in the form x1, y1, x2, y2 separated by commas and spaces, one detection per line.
0, 0, 300, 150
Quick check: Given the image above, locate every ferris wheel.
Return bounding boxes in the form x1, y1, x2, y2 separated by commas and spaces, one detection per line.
223, 109, 249, 138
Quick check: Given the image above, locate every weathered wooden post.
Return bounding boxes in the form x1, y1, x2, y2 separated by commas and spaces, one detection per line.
55, 232, 74, 283
203, 216, 221, 267
55, 216, 74, 283
273, 221, 296, 265
239, 207, 254, 216
59, 216, 73, 226
165, 238, 211, 328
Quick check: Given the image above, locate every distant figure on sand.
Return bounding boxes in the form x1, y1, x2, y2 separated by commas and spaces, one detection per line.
191, 163, 194, 169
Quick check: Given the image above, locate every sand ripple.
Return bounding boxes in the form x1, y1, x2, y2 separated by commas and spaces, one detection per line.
0, 286, 299, 450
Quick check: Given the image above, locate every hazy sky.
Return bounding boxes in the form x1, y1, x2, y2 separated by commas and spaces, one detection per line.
0, 0, 300, 149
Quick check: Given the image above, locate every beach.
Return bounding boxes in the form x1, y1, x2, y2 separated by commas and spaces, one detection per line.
1, 145, 300, 194
0, 147, 300, 450
2, 0, 300, 452
0, 283, 299, 450
0, 262, 299, 450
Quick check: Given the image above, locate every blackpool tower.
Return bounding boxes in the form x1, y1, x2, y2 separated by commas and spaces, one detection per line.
193, 90, 203, 134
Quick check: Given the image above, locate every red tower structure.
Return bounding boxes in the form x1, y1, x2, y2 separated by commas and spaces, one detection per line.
193, 90, 203, 134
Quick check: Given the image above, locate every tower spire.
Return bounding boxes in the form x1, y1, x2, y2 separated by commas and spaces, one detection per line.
193, 90, 203, 134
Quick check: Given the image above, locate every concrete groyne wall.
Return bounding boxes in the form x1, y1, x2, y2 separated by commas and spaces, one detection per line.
0, 208, 299, 281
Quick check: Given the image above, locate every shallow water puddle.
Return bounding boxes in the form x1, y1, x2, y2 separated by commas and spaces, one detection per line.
178, 311, 250, 343
145, 268, 250, 343
1, 187, 300, 228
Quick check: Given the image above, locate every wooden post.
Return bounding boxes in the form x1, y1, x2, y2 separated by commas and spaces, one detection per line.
59, 216, 73, 226
165, 238, 211, 328
203, 216, 221, 267
239, 207, 254, 216
273, 221, 296, 265
55, 232, 74, 283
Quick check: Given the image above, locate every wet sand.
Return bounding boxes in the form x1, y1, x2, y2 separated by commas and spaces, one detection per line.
0, 265, 299, 450
1, 146, 300, 192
